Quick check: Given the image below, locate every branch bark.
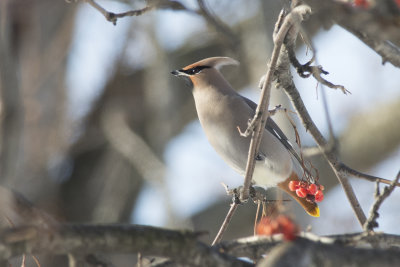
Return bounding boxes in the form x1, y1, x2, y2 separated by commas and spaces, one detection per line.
302, 0, 400, 68
83, 0, 188, 25
258, 236, 400, 267
274, 44, 367, 226
240, 5, 312, 201
0, 224, 251, 267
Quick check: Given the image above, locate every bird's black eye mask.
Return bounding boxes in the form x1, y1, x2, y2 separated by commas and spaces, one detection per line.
180, 65, 211, 75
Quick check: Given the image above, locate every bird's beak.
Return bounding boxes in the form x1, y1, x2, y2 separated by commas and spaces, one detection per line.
171, 69, 193, 87
171, 69, 184, 76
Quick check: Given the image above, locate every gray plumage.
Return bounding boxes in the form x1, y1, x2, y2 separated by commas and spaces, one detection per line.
172, 56, 320, 217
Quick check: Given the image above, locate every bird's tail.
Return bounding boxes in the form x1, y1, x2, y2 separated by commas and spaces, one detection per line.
277, 171, 320, 217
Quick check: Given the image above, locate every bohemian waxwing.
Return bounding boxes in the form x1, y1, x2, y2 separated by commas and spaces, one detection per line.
171, 57, 319, 217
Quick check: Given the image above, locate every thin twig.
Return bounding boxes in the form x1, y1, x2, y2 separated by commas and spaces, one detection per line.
211, 202, 239, 246
83, 0, 188, 25
363, 171, 400, 232
68, 254, 77, 267
240, 5, 312, 201
274, 41, 367, 226
341, 164, 400, 187
254, 200, 261, 236
287, 44, 350, 94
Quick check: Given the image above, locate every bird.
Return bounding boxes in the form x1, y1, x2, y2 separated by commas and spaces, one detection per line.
171, 56, 319, 217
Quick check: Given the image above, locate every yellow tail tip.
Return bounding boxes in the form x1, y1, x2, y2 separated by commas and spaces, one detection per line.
307, 206, 320, 217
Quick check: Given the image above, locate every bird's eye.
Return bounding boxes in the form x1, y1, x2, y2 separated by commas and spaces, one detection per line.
183, 66, 211, 75
189, 67, 201, 75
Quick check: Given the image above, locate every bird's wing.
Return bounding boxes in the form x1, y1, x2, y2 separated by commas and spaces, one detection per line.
241, 96, 302, 165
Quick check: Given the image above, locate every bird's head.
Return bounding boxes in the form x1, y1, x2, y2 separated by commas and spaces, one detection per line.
171, 57, 239, 87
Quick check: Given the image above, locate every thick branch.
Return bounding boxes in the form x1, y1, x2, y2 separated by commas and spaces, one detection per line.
259, 236, 400, 267
0, 224, 251, 267
303, 0, 400, 43
217, 232, 400, 262
344, 28, 400, 67
303, 0, 400, 68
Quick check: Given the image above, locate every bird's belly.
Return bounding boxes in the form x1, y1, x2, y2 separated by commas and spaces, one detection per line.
204, 122, 294, 187
252, 159, 292, 187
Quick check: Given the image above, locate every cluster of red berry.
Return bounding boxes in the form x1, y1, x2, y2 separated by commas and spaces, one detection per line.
256, 215, 299, 241
353, 0, 400, 8
288, 180, 324, 203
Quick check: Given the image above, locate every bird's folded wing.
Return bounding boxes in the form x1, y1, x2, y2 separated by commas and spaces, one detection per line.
241, 96, 303, 165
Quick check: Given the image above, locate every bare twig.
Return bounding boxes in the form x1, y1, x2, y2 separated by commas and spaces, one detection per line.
363, 171, 400, 232
211, 184, 244, 246
211, 201, 239, 246
342, 165, 400, 187
287, 44, 350, 94
82, 0, 188, 25
240, 5, 312, 201
273, 41, 367, 225
68, 254, 77, 267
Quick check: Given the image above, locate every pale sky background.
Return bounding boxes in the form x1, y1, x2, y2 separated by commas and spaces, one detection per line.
66, 1, 400, 234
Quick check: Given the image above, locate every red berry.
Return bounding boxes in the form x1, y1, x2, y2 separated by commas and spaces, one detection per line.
276, 215, 299, 241
296, 187, 308, 198
257, 215, 299, 241
270, 220, 280, 234
300, 181, 308, 188
307, 184, 318, 195
315, 190, 324, 202
288, 180, 300, 191
354, 0, 369, 8
319, 184, 325, 191
256, 217, 273, 236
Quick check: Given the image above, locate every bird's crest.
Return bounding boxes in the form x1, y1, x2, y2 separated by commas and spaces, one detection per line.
182, 57, 239, 71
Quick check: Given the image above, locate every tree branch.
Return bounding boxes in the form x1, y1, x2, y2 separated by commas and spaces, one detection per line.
364, 171, 400, 231
0, 224, 252, 267
82, 0, 188, 25
216, 232, 400, 262
344, 27, 400, 67
302, 0, 400, 68
240, 5, 312, 201
259, 236, 400, 267
274, 42, 367, 226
